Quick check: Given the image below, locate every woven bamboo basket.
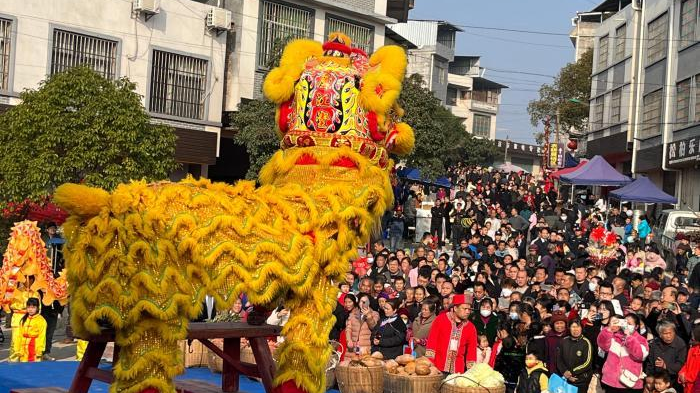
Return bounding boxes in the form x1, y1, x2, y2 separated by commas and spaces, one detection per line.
241, 346, 256, 365
179, 340, 208, 368
335, 364, 384, 393
207, 339, 224, 373
440, 382, 506, 393
384, 373, 444, 393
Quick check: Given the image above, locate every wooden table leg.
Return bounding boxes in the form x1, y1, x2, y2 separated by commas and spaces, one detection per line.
69, 341, 107, 393
249, 338, 276, 393
222, 337, 241, 393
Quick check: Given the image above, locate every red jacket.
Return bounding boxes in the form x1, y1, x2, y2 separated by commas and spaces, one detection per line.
425, 311, 477, 373
680, 344, 700, 393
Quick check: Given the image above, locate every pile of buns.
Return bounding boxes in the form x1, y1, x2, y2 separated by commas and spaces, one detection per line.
384, 354, 442, 376
339, 351, 386, 367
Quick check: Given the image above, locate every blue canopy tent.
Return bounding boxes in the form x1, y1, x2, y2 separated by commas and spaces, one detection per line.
559, 155, 631, 186
609, 176, 677, 204
397, 168, 452, 188
434, 177, 452, 188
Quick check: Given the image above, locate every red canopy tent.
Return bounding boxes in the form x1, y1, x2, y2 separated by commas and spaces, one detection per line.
25, 202, 68, 226
551, 159, 588, 180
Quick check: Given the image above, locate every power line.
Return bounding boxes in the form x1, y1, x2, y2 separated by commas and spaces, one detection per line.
453, 22, 700, 45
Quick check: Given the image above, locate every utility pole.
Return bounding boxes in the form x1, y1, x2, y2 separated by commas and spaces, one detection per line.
543, 116, 550, 171
505, 135, 510, 163
555, 107, 561, 146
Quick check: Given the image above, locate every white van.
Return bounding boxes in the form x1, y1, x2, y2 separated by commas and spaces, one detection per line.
654, 210, 700, 261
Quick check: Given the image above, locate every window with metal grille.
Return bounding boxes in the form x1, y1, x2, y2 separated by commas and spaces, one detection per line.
597, 35, 609, 71
472, 114, 490, 138
611, 88, 622, 123
641, 89, 663, 138
0, 18, 11, 91
446, 87, 458, 106
614, 24, 626, 62
51, 29, 118, 79
149, 50, 208, 120
326, 17, 373, 54
437, 29, 455, 49
680, 0, 697, 48
696, 75, 700, 123
592, 96, 604, 130
434, 59, 447, 85
676, 79, 691, 128
646, 13, 668, 65
258, 1, 312, 69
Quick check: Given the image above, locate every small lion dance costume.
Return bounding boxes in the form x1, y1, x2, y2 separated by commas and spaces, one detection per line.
0, 220, 68, 360
54, 32, 412, 393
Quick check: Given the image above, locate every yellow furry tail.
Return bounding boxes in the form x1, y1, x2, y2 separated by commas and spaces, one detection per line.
54, 183, 110, 217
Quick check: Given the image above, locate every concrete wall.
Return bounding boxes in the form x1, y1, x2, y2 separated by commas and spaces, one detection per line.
1, 0, 226, 129
222, 0, 389, 110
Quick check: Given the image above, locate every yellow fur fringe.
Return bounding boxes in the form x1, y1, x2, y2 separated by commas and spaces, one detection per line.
58, 147, 393, 393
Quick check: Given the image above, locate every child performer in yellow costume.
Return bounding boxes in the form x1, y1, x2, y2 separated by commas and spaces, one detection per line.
10, 297, 47, 362
8, 279, 40, 360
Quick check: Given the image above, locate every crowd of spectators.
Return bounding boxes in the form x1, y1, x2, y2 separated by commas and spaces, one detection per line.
328, 163, 700, 393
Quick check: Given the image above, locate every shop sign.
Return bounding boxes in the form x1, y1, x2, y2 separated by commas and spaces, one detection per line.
666, 135, 700, 167
495, 139, 542, 156
547, 143, 565, 169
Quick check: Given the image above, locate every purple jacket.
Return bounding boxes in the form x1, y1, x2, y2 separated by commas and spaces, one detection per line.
597, 328, 649, 390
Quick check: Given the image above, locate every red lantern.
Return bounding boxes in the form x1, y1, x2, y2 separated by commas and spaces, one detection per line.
567, 139, 578, 150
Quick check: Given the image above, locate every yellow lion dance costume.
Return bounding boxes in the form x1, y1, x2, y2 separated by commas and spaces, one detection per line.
0, 220, 68, 360
54, 32, 412, 393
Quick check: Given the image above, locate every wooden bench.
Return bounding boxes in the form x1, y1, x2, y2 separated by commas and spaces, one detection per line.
69, 322, 281, 393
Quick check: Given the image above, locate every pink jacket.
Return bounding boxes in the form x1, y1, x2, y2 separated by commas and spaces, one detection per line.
597, 328, 649, 390
645, 252, 667, 270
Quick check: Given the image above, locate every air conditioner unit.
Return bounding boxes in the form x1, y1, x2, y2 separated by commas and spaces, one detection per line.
133, 0, 160, 16
206, 7, 232, 32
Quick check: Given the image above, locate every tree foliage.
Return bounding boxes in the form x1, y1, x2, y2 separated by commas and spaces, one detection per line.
0, 66, 177, 203
230, 99, 278, 179
399, 74, 498, 180
527, 49, 593, 137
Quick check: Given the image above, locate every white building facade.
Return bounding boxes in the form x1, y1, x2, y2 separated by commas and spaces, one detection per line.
0, 0, 228, 178
387, 20, 506, 140
585, 0, 700, 211
217, 0, 397, 110
446, 56, 506, 141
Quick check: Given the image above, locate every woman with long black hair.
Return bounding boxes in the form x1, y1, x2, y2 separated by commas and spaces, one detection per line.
372, 298, 407, 360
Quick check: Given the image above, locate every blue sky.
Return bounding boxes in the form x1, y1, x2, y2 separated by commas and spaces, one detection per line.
410, 0, 599, 144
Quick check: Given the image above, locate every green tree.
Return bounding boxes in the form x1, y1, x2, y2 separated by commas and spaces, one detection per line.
230, 99, 278, 179
527, 49, 593, 138
0, 66, 177, 203
399, 74, 498, 180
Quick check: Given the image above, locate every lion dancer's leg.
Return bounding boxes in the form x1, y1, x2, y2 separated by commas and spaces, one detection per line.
273, 276, 337, 393
112, 318, 186, 393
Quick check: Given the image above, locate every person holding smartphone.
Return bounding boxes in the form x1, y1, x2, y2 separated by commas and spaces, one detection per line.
345, 293, 379, 356
597, 314, 649, 393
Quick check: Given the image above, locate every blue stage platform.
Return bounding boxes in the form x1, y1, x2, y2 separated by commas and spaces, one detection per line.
0, 361, 341, 393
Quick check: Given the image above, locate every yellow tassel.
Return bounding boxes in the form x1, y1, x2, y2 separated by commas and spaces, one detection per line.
391, 122, 415, 156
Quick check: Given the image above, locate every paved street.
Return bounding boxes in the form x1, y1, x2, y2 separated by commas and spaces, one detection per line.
0, 311, 78, 362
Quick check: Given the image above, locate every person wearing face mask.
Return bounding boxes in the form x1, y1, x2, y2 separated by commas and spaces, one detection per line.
597, 314, 649, 393
471, 298, 499, 345
515, 350, 550, 393
557, 319, 593, 392
498, 280, 516, 312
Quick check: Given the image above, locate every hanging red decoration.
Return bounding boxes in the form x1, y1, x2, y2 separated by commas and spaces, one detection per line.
567, 139, 578, 150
